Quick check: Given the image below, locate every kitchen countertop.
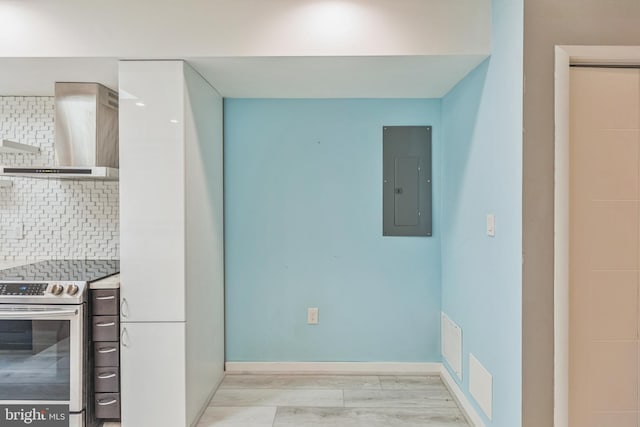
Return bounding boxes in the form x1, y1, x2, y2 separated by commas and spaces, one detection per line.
90, 273, 120, 289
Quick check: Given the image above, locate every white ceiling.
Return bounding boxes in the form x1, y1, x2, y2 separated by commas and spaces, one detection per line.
0, 58, 119, 96
0, 55, 487, 98
0, 0, 490, 98
0, 0, 490, 58
188, 55, 487, 98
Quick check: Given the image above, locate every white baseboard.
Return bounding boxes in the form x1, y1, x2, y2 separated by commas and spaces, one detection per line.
225, 362, 442, 375
440, 365, 487, 427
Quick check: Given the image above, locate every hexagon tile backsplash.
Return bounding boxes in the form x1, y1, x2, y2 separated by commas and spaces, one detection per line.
0, 96, 119, 260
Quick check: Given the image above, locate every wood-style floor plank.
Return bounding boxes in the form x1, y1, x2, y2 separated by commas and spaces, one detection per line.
273, 406, 469, 427
210, 389, 344, 408
197, 374, 470, 427
220, 374, 381, 390
344, 389, 457, 408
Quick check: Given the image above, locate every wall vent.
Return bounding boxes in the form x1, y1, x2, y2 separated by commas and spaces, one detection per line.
441, 312, 462, 380
469, 353, 493, 420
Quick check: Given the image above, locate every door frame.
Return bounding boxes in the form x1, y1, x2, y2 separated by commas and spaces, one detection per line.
554, 45, 640, 427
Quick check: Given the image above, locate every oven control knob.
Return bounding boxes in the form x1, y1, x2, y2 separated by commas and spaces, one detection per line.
51, 284, 64, 295
67, 284, 79, 296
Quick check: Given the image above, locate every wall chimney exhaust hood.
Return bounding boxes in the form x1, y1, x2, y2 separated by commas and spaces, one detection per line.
0, 82, 119, 181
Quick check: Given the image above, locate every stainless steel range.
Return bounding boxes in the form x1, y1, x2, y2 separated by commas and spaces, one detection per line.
0, 260, 119, 427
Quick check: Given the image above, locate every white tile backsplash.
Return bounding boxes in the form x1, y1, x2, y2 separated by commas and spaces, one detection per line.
0, 96, 119, 260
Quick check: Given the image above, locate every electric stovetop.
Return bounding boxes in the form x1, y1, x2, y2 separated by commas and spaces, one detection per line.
0, 260, 120, 282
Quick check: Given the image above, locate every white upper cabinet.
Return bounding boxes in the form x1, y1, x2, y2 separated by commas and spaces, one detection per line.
119, 61, 186, 323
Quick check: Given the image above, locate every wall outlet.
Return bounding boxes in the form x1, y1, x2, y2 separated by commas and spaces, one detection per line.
307, 307, 319, 324
8, 223, 24, 240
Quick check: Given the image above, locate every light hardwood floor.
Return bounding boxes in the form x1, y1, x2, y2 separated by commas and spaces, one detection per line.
197, 374, 470, 427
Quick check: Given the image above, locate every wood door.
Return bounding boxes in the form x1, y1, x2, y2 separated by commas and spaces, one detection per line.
569, 66, 640, 427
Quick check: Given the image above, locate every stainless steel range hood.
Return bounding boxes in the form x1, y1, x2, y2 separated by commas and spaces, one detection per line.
0, 166, 118, 179
0, 82, 119, 181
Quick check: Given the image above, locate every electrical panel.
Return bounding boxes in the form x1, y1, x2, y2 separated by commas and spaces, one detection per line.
382, 126, 432, 236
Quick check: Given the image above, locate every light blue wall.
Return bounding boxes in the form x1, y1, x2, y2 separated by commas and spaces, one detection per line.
441, 0, 523, 426
225, 99, 442, 362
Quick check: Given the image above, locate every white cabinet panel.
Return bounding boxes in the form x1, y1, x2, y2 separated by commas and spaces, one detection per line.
184, 64, 226, 423
119, 61, 186, 322
120, 322, 186, 427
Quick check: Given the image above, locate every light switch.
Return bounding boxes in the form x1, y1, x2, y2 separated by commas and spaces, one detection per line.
486, 214, 495, 237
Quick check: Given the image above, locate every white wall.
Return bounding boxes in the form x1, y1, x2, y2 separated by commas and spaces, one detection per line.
184, 63, 225, 424
0, 0, 489, 57
0, 96, 119, 260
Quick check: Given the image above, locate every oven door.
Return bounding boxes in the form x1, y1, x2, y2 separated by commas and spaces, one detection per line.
0, 304, 84, 412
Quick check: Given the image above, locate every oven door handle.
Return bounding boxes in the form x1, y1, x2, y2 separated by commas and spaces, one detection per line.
0, 308, 78, 319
